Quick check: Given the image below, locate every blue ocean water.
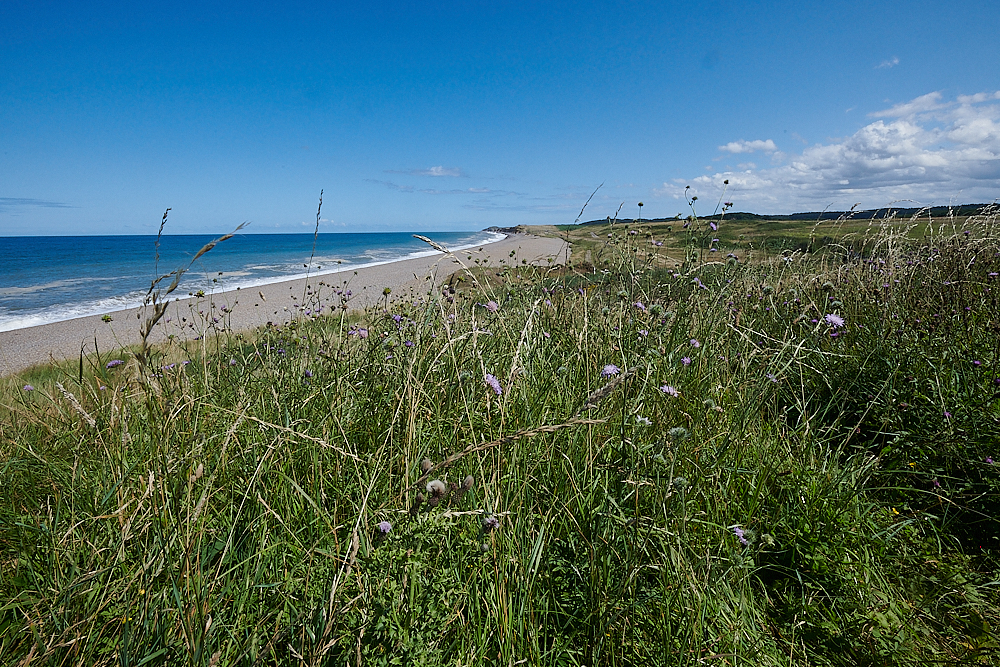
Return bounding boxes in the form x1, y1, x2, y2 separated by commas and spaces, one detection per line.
0, 231, 503, 331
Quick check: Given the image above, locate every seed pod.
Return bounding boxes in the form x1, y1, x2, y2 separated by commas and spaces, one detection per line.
426, 479, 447, 498
420, 458, 433, 473
461, 475, 474, 491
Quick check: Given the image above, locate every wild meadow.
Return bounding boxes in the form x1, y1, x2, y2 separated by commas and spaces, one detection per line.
2, 204, 999, 665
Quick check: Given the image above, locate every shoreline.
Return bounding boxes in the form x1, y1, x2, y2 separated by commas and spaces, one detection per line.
0, 233, 568, 377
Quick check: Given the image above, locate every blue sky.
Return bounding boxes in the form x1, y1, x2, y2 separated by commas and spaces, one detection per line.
2, 0, 998, 235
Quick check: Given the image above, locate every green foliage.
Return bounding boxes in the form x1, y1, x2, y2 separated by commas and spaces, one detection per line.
1, 207, 999, 665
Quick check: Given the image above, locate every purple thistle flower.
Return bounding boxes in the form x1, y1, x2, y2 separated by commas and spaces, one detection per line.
377, 520, 392, 535
482, 514, 500, 532
681, 357, 691, 366
106, 359, 124, 369
601, 364, 621, 378
733, 525, 748, 546
485, 373, 503, 395
23, 384, 34, 392
659, 384, 679, 397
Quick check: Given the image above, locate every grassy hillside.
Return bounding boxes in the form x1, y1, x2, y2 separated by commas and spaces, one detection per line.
2, 205, 999, 665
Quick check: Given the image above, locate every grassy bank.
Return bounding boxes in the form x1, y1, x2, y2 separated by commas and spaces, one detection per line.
2, 207, 999, 665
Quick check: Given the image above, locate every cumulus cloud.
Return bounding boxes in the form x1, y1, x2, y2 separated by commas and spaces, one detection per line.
385, 166, 464, 177
876, 56, 899, 69
718, 139, 778, 154
657, 90, 1000, 213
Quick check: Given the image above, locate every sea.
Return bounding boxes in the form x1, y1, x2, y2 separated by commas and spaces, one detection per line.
0, 230, 504, 332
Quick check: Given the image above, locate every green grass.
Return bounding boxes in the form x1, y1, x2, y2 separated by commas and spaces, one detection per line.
1, 207, 999, 665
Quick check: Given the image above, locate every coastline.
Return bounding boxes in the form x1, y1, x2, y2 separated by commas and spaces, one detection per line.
0, 233, 568, 377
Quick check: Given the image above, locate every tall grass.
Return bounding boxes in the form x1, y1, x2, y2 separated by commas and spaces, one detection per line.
1, 207, 999, 665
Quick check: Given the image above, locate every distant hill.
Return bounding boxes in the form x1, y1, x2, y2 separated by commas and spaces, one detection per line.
575, 204, 992, 226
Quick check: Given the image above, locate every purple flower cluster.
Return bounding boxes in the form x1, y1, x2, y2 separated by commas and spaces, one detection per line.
485, 373, 502, 395
601, 364, 621, 378
106, 359, 124, 369
733, 525, 748, 546
377, 520, 392, 535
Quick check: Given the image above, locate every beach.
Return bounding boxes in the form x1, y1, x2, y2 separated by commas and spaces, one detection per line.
0, 233, 567, 377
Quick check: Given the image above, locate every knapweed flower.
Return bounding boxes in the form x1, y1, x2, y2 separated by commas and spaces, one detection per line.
732, 525, 748, 546
485, 373, 502, 395
23, 384, 34, 392
481, 514, 500, 532
377, 520, 392, 535
824, 313, 845, 328
106, 359, 124, 369
681, 357, 691, 366
601, 364, 621, 378
659, 384, 679, 397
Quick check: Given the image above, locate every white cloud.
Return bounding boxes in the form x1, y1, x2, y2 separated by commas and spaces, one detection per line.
869, 91, 945, 118
876, 56, 899, 69
718, 139, 778, 154
657, 91, 1000, 213
386, 166, 464, 177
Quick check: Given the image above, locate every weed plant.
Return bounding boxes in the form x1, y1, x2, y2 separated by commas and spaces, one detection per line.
1, 205, 999, 665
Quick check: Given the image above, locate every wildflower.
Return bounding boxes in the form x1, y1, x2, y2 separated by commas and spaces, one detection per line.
106, 359, 124, 369
732, 525, 748, 546
974, 360, 982, 367
659, 385, 679, 397
667, 426, 690, 441
634, 301, 646, 312
601, 364, 620, 378
944, 411, 952, 419
689, 339, 700, 348
485, 373, 502, 395
229, 359, 237, 366
304, 369, 313, 378
636, 415, 652, 426
404, 340, 414, 347
481, 514, 500, 532
824, 313, 845, 328
377, 520, 392, 535
23, 384, 34, 392
710, 222, 718, 231
638, 329, 648, 337
681, 357, 691, 366
426, 480, 447, 497
484, 300, 499, 313
932, 478, 941, 488
358, 327, 369, 339
766, 373, 777, 383
987, 456, 994, 464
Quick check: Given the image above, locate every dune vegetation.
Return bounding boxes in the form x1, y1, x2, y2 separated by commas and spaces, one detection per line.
2, 203, 999, 666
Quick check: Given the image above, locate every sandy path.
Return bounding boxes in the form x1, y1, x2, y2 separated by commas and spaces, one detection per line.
0, 233, 567, 377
